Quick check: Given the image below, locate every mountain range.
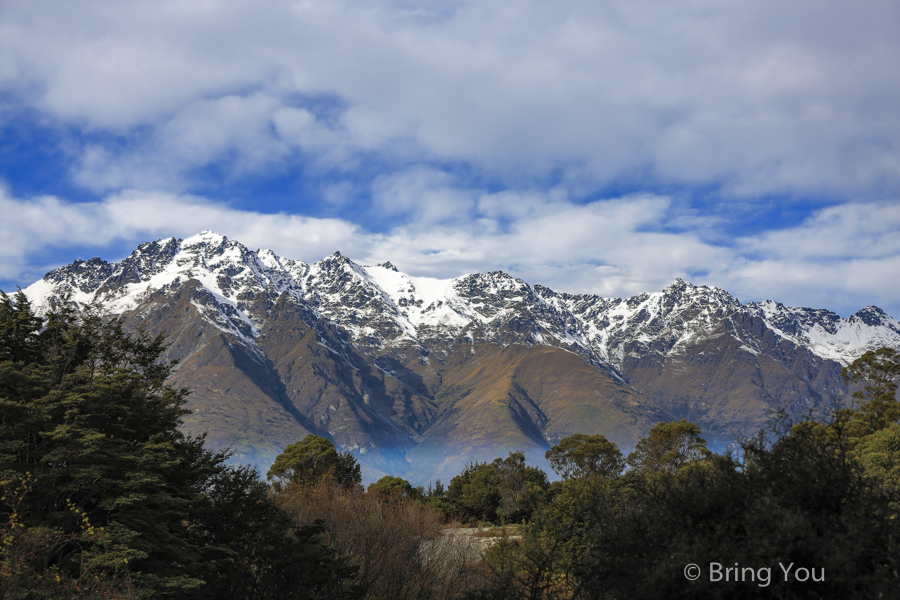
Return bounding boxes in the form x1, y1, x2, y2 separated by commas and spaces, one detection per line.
20, 231, 900, 484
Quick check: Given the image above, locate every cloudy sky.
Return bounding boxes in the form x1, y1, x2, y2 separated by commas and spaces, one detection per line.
1, 0, 899, 316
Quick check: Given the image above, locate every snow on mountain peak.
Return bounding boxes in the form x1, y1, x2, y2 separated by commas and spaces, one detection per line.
19, 234, 900, 368
186, 230, 227, 245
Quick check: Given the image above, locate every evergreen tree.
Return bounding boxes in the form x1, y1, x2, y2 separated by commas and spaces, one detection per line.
0, 292, 355, 599
447, 461, 503, 523
493, 451, 548, 522
474, 392, 900, 599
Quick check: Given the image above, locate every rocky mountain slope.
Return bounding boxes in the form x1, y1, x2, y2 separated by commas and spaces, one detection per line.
20, 231, 900, 483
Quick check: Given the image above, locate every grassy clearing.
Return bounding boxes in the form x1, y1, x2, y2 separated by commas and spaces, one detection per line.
442, 524, 522, 538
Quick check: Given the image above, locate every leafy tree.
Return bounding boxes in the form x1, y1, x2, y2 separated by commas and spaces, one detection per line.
0, 293, 214, 592
478, 407, 900, 599
0, 291, 43, 363
493, 451, 549, 522
545, 434, 624, 480
841, 347, 900, 431
278, 481, 474, 600
367, 476, 421, 501
0, 472, 135, 599
0, 291, 355, 599
268, 434, 362, 491
447, 461, 503, 523
193, 465, 358, 599
422, 479, 454, 515
625, 419, 711, 475
447, 453, 548, 524
856, 423, 900, 498
424, 479, 445, 499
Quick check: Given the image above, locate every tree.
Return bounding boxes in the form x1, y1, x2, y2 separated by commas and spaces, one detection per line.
841, 347, 900, 431
856, 423, 900, 498
447, 461, 503, 523
0, 290, 42, 363
481, 413, 900, 600
447, 453, 548, 524
368, 476, 421, 501
0, 292, 355, 599
422, 479, 454, 515
493, 451, 549, 522
625, 419, 711, 475
278, 481, 476, 600
268, 434, 362, 491
0, 293, 215, 592
0, 472, 135, 599
193, 465, 358, 600
545, 434, 624, 480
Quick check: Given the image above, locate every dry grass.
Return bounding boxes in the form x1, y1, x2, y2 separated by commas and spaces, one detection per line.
460, 525, 522, 538
276, 482, 484, 600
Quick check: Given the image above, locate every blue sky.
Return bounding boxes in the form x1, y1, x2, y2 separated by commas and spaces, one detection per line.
1, 0, 899, 317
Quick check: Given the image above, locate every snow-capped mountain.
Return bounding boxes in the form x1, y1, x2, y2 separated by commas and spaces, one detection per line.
747, 300, 900, 365
19, 232, 900, 483
26, 231, 897, 368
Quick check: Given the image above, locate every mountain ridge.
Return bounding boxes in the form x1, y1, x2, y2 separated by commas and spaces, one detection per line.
19, 231, 900, 483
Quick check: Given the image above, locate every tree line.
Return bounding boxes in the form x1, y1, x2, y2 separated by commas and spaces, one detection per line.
2, 291, 899, 599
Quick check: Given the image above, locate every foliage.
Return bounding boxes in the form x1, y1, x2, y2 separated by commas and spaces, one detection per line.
841, 347, 900, 431
625, 419, 711, 475
0, 291, 355, 599
1, 472, 135, 599
447, 452, 549, 524
192, 464, 358, 600
422, 479, 454, 515
545, 434, 624, 480
472, 399, 900, 599
277, 481, 477, 600
0, 292, 209, 593
7, 284, 899, 599
267, 435, 362, 491
367, 476, 422, 501
856, 423, 900, 497
447, 462, 503, 523
493, 452, 549, 522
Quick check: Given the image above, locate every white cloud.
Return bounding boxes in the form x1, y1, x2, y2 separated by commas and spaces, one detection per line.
721, 202, 900, 311
371, 168, 476, 223
0, 188, 364, 281
362, 192, 734, 299
737, 203, 900, 260
5, 187, 898, 317
1, 0, 898, 197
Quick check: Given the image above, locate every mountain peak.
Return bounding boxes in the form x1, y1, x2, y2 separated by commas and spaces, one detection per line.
851, 306, 895, 327
316, 251, 363, 272
665, 277, 689, 292
18, 231, 900, 482
315, 251, 356, 266
184, 230, 228, 246
19, 232, 900, 372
